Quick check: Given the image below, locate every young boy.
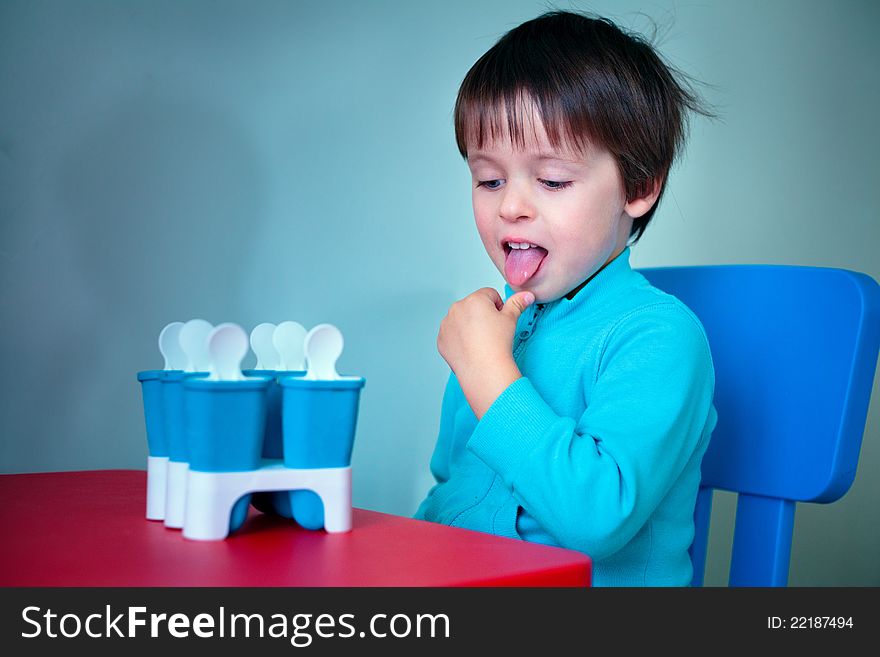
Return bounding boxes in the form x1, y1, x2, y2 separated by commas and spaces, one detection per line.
413, 11, 718, 586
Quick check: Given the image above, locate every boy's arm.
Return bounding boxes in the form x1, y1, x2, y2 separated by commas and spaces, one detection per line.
466, 306, 716, 560
413, 372, 463, 519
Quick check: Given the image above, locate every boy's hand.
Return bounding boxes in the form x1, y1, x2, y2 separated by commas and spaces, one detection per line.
437, 287, 536, 419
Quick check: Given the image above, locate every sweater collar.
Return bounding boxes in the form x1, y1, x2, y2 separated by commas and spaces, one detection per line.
505, 247, 638, 327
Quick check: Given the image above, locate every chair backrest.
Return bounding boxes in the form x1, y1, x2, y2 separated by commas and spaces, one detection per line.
639, 265, 880, 586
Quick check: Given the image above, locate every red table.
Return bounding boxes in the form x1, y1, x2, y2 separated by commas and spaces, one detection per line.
0, 470, 591, 587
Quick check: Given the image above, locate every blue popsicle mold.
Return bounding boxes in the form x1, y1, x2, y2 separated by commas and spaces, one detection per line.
183, 375, 273, 531
162, 371, 208, 463
137, 367, 364, 540
160, 371, 210, 529
183, 376, 273, 472
279, 376, 366, 530
279, 377, 366, 468
137, 370, 169, 457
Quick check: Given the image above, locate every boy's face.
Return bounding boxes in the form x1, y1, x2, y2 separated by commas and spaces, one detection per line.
466, 106, 641, 303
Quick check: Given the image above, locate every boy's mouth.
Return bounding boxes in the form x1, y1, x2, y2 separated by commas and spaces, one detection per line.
503, 240, 549, 287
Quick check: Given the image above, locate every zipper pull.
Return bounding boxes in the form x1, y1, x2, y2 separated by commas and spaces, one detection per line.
517, 303, 543, 341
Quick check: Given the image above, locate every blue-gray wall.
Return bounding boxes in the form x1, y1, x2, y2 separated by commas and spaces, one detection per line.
1, 0, 877, 586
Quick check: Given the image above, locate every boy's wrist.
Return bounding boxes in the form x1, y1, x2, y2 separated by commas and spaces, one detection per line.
457, 357, 522, 420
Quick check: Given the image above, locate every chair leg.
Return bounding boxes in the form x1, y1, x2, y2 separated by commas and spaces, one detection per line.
689, 487, 713, 587
729, 494, 795, 586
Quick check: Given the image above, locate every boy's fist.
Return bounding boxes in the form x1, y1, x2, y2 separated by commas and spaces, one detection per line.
437, 288, 535, 418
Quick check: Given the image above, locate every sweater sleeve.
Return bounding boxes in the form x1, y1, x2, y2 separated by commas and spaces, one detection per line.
466, 304, 715, 560
413, 372, 465, 519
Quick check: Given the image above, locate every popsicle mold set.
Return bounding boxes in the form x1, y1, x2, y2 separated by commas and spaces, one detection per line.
136, 319, 365, 541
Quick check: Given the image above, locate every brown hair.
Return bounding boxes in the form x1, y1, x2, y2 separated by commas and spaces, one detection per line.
454, 10, 713, 242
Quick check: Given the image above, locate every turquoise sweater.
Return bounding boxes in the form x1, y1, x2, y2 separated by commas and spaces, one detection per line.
414, 248, 717, 586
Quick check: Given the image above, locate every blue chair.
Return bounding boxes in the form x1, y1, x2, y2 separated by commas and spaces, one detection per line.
639, 265, 880, 586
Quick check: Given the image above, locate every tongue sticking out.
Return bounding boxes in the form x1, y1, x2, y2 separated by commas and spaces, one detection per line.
505, 247, 548, 287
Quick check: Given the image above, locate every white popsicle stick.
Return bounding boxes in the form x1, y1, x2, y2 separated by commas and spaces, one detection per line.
207, 323, 248, 381
179, 319, 214, 372
158, 321, 187, 370
273, 321, 307, 371
304, 324, 344, 380
250, 322, 279, 370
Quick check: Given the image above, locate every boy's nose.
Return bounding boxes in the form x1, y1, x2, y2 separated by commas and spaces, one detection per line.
498, 179, 536, 223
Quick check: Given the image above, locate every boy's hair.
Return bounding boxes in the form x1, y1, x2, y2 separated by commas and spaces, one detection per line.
454, 11, 713, 243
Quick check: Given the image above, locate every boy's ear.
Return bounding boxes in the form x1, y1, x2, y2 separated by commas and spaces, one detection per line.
624, 177, 663, 219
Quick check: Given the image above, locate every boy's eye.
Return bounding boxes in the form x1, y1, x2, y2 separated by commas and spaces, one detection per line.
476, 179, 503, 190
541, 179, 573, 190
